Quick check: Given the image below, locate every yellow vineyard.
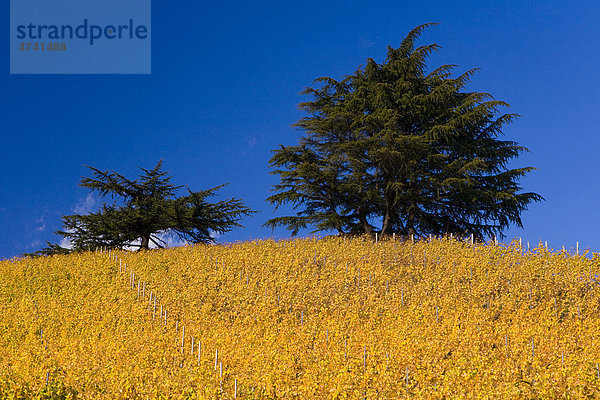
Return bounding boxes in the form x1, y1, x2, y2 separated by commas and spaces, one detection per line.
1, 237, 600, 399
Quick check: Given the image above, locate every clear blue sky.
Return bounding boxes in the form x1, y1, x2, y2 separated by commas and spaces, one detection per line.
1, 1, 599, 258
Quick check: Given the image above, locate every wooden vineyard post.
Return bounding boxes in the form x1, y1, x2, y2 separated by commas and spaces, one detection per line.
181, 326, 185, 354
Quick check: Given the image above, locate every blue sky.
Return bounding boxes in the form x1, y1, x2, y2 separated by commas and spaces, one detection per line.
1, 1, 599, 258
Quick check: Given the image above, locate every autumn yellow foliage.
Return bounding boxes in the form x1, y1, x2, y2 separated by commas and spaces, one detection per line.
1, 237, 600, 399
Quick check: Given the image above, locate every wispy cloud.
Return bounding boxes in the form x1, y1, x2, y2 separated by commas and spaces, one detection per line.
28, 240, 41, 249
246, 136, 258, 149
73, 193, 96, 214
35, 216, 46, 232
358, 38, 375, 49
59, 237, 73, 250
151, 231, 188, 249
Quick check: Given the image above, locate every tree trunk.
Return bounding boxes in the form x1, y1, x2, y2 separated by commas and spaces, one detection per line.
140, 235, 150, 250
407, 208, 416, 238
381, 195, 395, 237
381, 213, 390, 237
358, 212, 372, 235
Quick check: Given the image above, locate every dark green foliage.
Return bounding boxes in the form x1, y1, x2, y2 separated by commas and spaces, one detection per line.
39, 161, 254, 254
29, 242, 72, 257
267, 23, 542, 240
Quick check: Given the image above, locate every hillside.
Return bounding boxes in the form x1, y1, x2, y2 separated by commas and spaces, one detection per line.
1, 237, 599, 399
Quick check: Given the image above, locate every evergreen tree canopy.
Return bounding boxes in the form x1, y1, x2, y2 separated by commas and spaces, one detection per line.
266, 23, 542, 240
39, 161, 254, 254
